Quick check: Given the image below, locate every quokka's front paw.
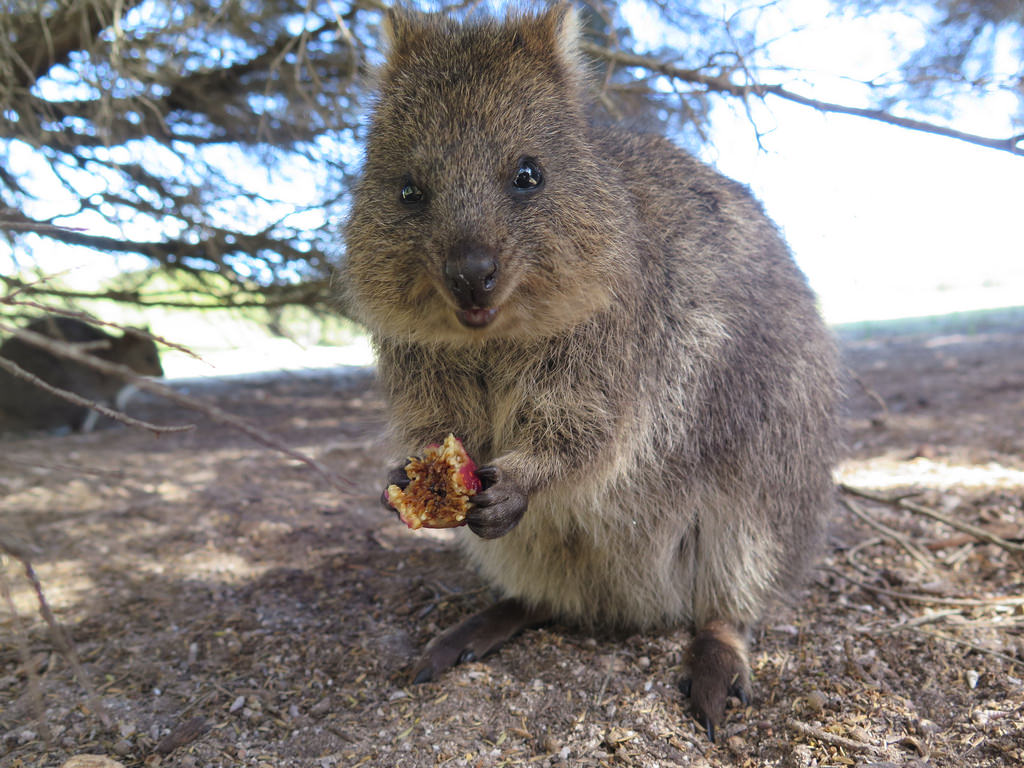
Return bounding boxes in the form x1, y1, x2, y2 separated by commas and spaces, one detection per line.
380, 463, 413, 510
467, 465, 527, 539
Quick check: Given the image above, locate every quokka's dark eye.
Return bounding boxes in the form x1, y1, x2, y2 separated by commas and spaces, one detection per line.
512, 158, 543, 191
400, 181, 424, 204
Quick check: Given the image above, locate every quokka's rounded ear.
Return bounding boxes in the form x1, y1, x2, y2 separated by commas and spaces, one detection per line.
515, 3, 585, 82
547, 2, 583, 63
381, 5, 424, 57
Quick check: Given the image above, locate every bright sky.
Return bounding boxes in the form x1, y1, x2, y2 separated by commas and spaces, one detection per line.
624, 0, 1024, 324
710, 99, 1024, 324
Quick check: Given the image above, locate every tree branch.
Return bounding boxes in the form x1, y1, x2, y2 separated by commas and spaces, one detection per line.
0, 210, 331, 294
581, 42, 1024, 157
758, 84, 1024, 156
1, 275, 332, 311
8, 1, 138, 86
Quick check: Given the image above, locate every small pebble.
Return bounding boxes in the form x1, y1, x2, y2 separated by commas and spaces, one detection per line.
805, 690, 827, 713
792, 744, 814, 766
113, 739, 132, 756
310, 697, 332, 716
966, 670, 980, 689
229, 695, 246, 713
849, 725, 871, 743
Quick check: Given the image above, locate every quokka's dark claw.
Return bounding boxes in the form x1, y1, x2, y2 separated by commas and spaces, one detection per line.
678, 677, 692, 697
411, 662, 436, 685
684, 620, 752, 741
380, 463, 413, 509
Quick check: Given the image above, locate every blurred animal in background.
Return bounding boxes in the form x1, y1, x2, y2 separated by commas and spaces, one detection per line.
0, 316, 164, 434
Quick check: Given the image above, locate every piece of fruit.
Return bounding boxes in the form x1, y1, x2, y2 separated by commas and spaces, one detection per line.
386, 434, 482, 530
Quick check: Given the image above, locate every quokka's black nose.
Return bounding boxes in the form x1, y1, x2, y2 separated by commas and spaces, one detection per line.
445, 245, 499, 308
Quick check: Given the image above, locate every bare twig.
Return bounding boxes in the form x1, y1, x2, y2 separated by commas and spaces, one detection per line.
580, 42, 1024, 157
847, 369, 888, 416
785, 717, 882, 755
2, 274, 330, 311
824, 566, 1024, 608
1, 301, 206, 362
840, 495, 936, 571
841, 485, 1024, 555
154, 715, 210, 755
925, 524, 1023, 551
0, 563, 52, 743
594, 652, 616, 708
881, 609, 965, 631
901, 627, 1024, 670
13, 553, 113, 729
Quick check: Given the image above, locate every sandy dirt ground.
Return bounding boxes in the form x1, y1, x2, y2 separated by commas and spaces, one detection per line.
1, 310, 1022, 768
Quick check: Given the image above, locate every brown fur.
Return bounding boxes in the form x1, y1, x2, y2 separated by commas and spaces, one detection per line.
0, 316, 164, 433
684, 620, 751, 739
340, 4, 840, 731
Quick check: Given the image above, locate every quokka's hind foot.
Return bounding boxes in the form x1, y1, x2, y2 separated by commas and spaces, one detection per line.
410, 598, 549, 684
679, 619, 751, 741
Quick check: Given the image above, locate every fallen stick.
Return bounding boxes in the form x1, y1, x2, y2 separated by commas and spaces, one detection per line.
785, 718, 882, 755
823, 566, 1024, 608
840, 485, 1024, 555
840, 495, 936, 571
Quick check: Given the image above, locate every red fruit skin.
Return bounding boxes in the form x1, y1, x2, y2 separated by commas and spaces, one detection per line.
459, 461, 482, 493
387, 435, 481, 531
452, 437, 482, 493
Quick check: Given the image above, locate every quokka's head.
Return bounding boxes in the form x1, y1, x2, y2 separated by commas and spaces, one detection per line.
342, 4, 634, 345
114, 330, 164, 377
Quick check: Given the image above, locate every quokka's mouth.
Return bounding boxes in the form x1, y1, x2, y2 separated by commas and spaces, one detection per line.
456, 307, 499, 328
